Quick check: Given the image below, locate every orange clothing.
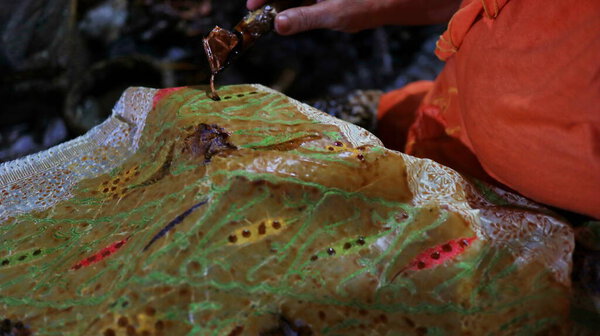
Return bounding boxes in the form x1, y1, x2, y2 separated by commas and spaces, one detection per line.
377, 0, 600, 218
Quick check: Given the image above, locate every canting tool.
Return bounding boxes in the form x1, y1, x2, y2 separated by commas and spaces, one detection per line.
203, 1, 300, 100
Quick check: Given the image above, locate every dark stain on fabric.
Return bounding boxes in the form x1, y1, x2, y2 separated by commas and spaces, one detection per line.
184, 124, 236, 163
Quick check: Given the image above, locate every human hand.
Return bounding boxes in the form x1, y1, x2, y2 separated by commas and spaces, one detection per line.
246, 0, 461, 35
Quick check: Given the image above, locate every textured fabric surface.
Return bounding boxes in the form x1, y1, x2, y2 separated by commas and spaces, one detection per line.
0, 85, 576, 335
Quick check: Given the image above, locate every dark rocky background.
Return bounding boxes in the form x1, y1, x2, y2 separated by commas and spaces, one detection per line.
0, 0, 444, 162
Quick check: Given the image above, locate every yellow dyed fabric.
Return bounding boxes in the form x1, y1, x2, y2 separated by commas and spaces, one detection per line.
0, 85, 574, 335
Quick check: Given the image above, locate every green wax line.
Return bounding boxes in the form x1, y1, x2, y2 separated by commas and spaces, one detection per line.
292, 210, 409, 276
283, 210, 362, 279
475, 292, 565, 315
199, 279, 475, 314
432, 244, 493, 297
75, 263, 119, 295
177, 112, 317, 126
66, 181, 203, 223
0, 292, 114, 308
287, 150, 362, 167
175, 89, 215, 107
0, 273, 31, 291
321, 318, 362, 335
384, 276, 418, 296
243, 217, 303, 281
281, 191, 315, 208
0, 246, 56, 269
472, 179, 511, 207
276, 191, 364, 272
189, 187, 270, 252
369, 215, 437, 300
31, 240, 82, 292
209, 170, 405, 209
469, 248, 508, 305
478, 256, 520, 299
276, 191, 336, 267
356, 209, 445, 297
232, 126, 281, 135
128, 271, 184, 286
240, 131, 319, 148
220, 98, 266, 114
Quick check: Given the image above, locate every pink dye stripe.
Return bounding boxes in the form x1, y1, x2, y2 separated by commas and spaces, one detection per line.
392, 236, 477, 281
71, 237, 129, 270
152, 87, 186, 108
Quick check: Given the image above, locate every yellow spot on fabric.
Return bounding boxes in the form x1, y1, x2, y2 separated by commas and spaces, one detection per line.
227, 219, 286, 245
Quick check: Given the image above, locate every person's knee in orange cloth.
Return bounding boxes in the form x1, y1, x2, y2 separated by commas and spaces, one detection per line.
377, 0, 600, 219
377, 81, 433, 152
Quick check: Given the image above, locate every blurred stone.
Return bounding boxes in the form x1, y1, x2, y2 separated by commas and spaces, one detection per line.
79, 0, 128, 45
310, 90, 382, 132
1, 0, 74, 71
9, 135, 36, 159
64, 56, 164, 133
42, 118, 68, 148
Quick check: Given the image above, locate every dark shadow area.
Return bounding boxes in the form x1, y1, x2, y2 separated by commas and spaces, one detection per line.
0, 0, 444, 162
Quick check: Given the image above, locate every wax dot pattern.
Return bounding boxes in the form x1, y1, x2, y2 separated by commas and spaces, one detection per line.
98, 166, 140, 199
227, 219, 286, 245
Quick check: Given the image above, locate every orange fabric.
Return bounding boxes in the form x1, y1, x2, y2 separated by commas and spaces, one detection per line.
377, 0, 600, 218
377, 81, 432, 151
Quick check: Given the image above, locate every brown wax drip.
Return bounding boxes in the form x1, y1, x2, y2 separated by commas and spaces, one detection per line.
209, 74, 220, 101
203, 1, 299, 101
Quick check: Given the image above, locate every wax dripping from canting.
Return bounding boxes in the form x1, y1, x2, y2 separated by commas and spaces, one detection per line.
391, 236, 477, 281
203, 1, 300, 100
71, 237, 130, 270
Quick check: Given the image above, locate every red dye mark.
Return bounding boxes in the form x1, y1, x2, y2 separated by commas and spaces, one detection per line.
71, 237, 129, 270
152, 87, 186, 108
392, 236, 477, 281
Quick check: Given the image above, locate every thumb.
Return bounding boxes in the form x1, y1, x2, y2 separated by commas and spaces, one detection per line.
275, 1, 338, 35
